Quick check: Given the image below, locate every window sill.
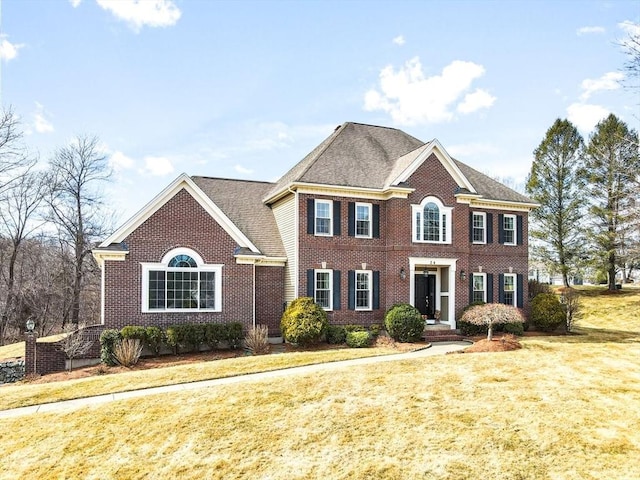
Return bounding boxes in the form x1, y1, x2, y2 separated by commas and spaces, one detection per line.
142, 308, 221, 313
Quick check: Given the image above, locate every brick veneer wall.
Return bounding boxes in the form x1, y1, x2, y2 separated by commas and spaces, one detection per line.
255, 266, 285, 336
297, 152, 530, 325
103, 189, 255, 332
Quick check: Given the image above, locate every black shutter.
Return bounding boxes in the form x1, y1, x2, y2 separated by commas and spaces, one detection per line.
372, 204, 380, 238
373, 271, 380, 309
517, 274, 524, 308
516, 215, 523, 245
487, 273, 494, 302
487, 213, 493, 244
498, 273, 505, 304
307, 269, 315, 298
348, 202, 355, 237
333, 270, 341, 310
333, 201, 341, 236
307, 199, 315, 235
348, 270, 355, 310
498, 214, 504, 244
469, 212, 474, 243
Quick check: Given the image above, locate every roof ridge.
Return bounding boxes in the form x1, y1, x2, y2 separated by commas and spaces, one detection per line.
292, 122, 346, 184
192, 175, 275, 186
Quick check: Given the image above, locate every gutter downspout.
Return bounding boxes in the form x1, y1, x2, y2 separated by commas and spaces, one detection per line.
288, 185, 299, 299
252, 263, 256, 329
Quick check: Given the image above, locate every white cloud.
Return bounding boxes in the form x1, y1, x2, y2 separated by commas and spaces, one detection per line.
580, 71, 624, 100
110, 151, 135, 171
142, 156, 174, 176
392, 35, 405, 46
363, 57, 494, 125
457, 89, 496, 114
566, 103, 610, 133
576, 26, 605, 36
0, 35, 24, 62
234, 164, 254, 175
618, 20, 640, 37
69, 0, 82, 7
96, 0, 181, 32
33, 103, 54, 133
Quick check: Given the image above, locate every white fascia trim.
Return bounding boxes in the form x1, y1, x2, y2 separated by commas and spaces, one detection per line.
99, 173, 260, 253
92, 249, 129, 268
294, 183, 414, 200
461, 198, 539, 212
392, 139, 476, 192
234, 254, 287, 266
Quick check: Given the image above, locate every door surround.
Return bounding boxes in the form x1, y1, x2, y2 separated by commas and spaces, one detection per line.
408, 257, 458, 328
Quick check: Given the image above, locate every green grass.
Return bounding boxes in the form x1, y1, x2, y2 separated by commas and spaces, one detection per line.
1, 287, 638, 479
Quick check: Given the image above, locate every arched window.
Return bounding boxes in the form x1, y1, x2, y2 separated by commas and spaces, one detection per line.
412, 197, 452, 244
141, 248, 222, 312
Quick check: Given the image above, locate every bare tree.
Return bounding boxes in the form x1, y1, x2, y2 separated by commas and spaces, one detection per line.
46, 135, 112, 326
0, 170, 45, 344
0, 108, 36, 193
59, 321, 94, 371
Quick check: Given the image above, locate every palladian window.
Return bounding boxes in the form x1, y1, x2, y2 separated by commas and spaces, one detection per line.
141, 248, 222, 312
412, 196, 452, 244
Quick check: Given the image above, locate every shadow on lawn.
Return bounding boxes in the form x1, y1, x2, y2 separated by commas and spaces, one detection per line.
527, 327, 640, 345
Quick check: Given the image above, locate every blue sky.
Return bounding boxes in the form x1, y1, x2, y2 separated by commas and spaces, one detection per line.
2, 0, 638, 224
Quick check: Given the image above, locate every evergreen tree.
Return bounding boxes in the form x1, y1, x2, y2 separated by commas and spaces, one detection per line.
526, 119, 585, 287
583, 114, 639, 291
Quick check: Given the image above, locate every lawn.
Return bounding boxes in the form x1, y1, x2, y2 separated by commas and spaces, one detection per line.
0, 286, 639, 479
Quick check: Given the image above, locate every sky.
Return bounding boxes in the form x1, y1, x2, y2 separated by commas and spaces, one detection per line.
1, 0, 638, 226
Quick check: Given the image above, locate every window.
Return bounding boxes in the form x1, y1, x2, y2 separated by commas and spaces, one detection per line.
142, 248, 222, 312
355, 270, 372, 310
472, 212, 486, 244
412, 197, 452, 244
503, 214, 516, 245
315, 269, 333, 310
502, 273, 516, 306
315, 200, 332, 236
355, 203, 371, 238
472, 273, 486, 303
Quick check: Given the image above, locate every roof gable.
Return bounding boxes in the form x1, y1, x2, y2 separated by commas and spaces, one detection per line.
99, 173, 260, 253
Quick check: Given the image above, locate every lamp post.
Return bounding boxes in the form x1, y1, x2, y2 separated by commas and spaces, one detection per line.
26, 317, 36, 374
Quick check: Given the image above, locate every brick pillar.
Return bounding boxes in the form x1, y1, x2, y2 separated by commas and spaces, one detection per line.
24, 332, 37, 375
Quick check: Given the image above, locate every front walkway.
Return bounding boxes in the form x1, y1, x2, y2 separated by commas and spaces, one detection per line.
0, 342, 469, 419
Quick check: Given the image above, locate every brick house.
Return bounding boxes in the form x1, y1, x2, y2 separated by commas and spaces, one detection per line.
93, 122, 536, 338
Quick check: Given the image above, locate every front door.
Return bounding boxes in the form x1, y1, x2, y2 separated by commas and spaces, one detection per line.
415, 273, 436, 318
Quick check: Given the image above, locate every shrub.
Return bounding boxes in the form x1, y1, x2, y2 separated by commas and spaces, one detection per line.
326, 325, 347, 344
503, 322, 524, 336
528, 279, 551, 299
100, 329, 121, 366
165, 325, 180, 354
344, 324, 366, 333
369, 324, 382, 337
530, 293, 565, 332
346, 330, 371, 348
185, 324, 206, 352
120, 325, 147, 341
457, 319, 488, 336
384, 303, 424, 342
280, 297, 328, 346
205, 323, 226, 349
244, 325, 270, 355
461, 303, 525, 340
145, 326, 164, 355
225, 322, 244, 349
112, 338, 143, 367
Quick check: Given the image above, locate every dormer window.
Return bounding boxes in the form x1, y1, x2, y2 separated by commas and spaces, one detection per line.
412, 196, 452, 244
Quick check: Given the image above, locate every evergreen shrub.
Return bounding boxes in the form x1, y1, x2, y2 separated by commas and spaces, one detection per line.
346, 330, 371, 348
99, 329, 121, 366
530, 293, 565, 332
280, 297, 328, 346
384, 303, 424, 342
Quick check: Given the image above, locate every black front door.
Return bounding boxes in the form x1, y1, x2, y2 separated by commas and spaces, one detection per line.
415, 274, 436, 317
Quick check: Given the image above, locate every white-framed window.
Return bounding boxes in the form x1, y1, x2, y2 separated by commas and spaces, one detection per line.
355, 270, 372, 310
315, 269, 333, 310
355, 202, 372, 238
141, 248, 222, 313
472, 212, 486, 244
315, 200, 332, 236
472, 273, 486, 303
412, 196, 452, 244
503, 214, 516, 245
503, 273, 516, 306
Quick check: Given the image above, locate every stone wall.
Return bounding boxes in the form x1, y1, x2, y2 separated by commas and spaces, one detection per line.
0, 359, 25, 384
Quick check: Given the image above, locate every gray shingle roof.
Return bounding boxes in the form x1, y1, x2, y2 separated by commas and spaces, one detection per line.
267, 121, 534, 205
191, 177, 285, 257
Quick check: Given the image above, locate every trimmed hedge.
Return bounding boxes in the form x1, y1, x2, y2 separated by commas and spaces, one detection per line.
166, 322, 243, 354
346, 331, 371, 348
384, 303, 424, 342
326, 325, 347, 344
121, 325, 147, 341
145, 326, 164, 355
281, 297, 328, 346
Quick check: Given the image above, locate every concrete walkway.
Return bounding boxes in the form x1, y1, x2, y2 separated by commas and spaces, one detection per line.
0, 342, 469, 419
